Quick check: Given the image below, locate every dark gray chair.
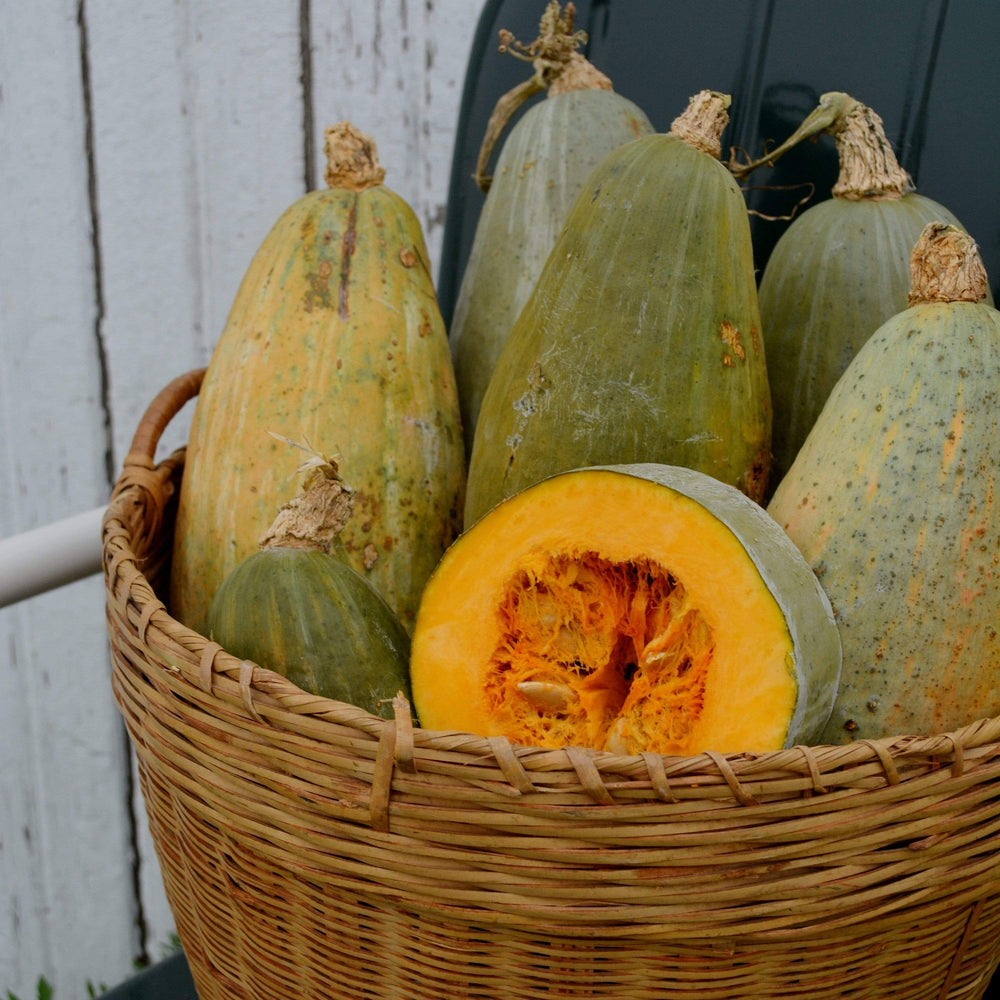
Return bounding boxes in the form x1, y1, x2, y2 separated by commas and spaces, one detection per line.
439, 0, 1000, 324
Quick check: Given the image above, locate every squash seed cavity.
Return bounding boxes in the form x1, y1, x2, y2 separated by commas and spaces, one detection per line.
485, 552, 713, 755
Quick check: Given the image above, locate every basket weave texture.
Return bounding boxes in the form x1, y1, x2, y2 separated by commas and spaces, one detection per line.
104, 370, 1000, 1000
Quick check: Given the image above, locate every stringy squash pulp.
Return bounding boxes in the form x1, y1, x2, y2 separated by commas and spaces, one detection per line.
412, 465, 841, 755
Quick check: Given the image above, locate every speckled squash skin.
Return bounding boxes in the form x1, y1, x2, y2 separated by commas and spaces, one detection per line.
412, 464, 841, 755
207, 547, 411, 719
768, 294, 1000, 743
450, 88, 653, 454
760, 192, 965, 487
464, 121, 772, 526
171, 145, 465, 635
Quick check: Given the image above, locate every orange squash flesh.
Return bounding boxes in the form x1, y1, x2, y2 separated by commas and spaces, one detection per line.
411, 465, 842, 756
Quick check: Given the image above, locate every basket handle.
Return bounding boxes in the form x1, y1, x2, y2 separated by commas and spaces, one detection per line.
122, 368, 205, 470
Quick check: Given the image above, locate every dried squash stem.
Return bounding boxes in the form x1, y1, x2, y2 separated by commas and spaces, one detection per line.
669, 90, 731, 160
908, 222, 989, 306
259, 437, 354, 553
324, 121, 386, 192
729, 91, 913, 200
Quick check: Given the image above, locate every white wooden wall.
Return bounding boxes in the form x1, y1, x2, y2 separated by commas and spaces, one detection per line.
0, 1, 483, 993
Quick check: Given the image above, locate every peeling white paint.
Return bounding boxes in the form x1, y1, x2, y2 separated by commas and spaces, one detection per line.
0, 1, 480, 994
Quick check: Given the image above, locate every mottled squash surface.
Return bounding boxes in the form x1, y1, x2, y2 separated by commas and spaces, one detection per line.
452, 83, 652, 455
207, 547, 411, 719
205, 452, 411, 719
749, 94, 972, 490
412, 465, 841, 756
170, 124, 465, 634
769, 224, 1000, 742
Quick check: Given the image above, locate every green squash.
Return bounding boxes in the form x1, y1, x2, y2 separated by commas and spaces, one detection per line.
450, 1, 653, 454
740, 93, 980, 489
206, 453, 411, 719
464, 90, 772, 526
768, 223, 1000, 743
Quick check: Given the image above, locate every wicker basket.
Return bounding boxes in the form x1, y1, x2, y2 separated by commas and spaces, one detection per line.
104, 369, 1000, 1000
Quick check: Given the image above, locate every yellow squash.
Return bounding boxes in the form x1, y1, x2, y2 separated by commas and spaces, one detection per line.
171, 123, 465, 634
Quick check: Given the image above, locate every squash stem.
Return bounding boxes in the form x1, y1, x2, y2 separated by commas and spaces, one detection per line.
729, 91, 857, 179
475, 77, 545, 193
831, 101, 912, 199
729, 91, 912, 200
908, 223, 989, 306
668, 90, 731, 160
324, 121, 386, 192
259, 439, 355, 553
474, 1, 611, 192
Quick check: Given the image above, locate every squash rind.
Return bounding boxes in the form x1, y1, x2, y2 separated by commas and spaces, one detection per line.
207, 547, 411, 719
768, 298, 1000, 742
450, 88, 653, 453
170, 181, 465, 634
760, 191, 966, 485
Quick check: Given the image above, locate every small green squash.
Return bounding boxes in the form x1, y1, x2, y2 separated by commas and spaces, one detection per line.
171, 122, 465, 635
206, 453, 411, 719
464, 90, 772, 526
738, 93, 980, 489
768, 223, 1000, 742
450, 1, 653, 453
412, 463, 841, 756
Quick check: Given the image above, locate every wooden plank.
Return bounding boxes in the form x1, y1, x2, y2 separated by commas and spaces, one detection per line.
309, 0, 481, 279
88, 0, 308, 468
83, 0, 307, 959
0, 0, 137, 993
0, 1, 479, 993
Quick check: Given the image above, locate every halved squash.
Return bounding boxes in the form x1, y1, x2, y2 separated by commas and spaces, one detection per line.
411, 464, 841, 756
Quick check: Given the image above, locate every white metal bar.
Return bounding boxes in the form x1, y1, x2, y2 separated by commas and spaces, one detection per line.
0, 505, 106, 609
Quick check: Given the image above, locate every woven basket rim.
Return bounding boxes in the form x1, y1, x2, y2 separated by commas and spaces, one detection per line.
103, 366, 1000, 808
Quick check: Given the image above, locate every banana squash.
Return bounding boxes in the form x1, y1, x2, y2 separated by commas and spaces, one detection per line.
170, 122, 465, 634
768, 223, 1000, 742
450, 1, 653, 454
464, 90, 772, 526
736, 93, 978, 489
412, 463, 841, 756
